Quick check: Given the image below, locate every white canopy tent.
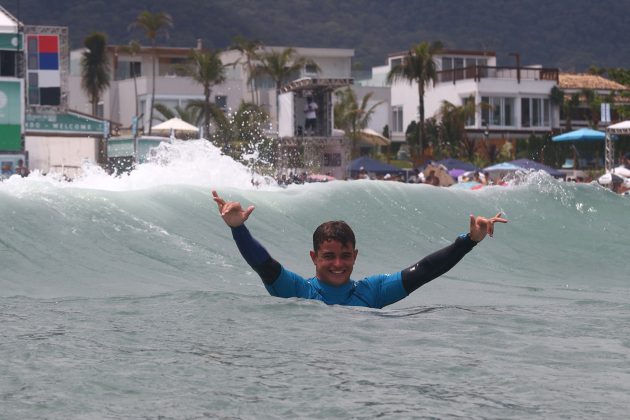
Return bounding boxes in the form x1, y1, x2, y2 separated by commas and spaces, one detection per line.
605, 120, 630, 170
607, 120, 630, 135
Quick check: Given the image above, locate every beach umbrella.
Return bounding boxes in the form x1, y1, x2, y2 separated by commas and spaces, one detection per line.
483, 162, 522, 172
435, 158, 478, 172
358, 128, 391, 146
423, 163, 455, 186
348, 156, 402, 177
450, 181, 483, 190
152, 118, 200, 133
508, 159, 565, 178
552, 128, 605, 142
307, 174, 336, 182
448, 168, 467, 179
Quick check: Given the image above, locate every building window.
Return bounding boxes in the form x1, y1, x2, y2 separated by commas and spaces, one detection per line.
304, 63, 318, 75
482, 96, 515, 127
158, 57, 187, 76
390, 57, 402, 68
215, 95, 227, 111
392, 106, 403, 133
521, 97, 550, 127
0, 51, 17, 76
441, 57, 452, 71
115, 60, 142, 80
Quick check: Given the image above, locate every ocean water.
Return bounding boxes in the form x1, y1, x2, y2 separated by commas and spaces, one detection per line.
1, 140, 630, 419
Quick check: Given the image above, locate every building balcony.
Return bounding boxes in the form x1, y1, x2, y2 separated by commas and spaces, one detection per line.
436, 65, 559, 85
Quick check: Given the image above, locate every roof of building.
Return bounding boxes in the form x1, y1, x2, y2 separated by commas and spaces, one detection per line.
559, 73, 628, 91
388, 49, 496, 59
0, 5, 20, 32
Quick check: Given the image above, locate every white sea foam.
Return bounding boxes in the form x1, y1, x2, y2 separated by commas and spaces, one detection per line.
0, 139, 277, 193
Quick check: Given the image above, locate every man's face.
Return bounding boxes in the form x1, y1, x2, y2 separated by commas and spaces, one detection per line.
310, 239, 358, 286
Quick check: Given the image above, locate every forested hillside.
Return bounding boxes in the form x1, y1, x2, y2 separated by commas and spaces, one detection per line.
4, 0, 630, 71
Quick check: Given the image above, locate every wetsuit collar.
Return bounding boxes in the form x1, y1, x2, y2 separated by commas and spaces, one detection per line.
312, 278, 355, 302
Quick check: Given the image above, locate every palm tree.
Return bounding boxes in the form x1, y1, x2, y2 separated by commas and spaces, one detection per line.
387, 41, 443, 162
251, 47, 319, 130
80, 32, 110, 116
563, 92, 581, 131
231, 36, 263, 104
438, 100, 475, 160
153, 102, 200, 124
177, 48, 228, 138
118, 40, 142, 119
129, 11, 173, 135
334, 87, 383, 157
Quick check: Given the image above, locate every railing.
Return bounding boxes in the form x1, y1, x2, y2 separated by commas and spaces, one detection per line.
436, 65, 559, 84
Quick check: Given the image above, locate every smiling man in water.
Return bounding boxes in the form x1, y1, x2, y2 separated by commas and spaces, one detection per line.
212, 190, 507, 309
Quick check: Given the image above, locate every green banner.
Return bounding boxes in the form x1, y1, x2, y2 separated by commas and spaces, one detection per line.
26, 112, 105, 134
0, 33, 23, 51
0, 80, 23, 151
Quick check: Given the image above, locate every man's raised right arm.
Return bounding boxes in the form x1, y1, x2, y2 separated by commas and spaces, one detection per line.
212, 191, 281, 284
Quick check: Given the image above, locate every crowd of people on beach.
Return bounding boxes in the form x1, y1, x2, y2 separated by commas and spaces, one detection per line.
274, 153, 630, 194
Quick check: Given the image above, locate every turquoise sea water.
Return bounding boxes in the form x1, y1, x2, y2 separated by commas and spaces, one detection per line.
1, 141, 630, 419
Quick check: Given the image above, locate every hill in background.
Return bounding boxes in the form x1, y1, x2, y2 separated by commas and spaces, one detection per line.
5, 0, 630, 71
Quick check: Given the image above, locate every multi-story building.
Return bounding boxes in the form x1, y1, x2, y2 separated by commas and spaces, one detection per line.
68, 43, 355, 136
368, 49, 560, 160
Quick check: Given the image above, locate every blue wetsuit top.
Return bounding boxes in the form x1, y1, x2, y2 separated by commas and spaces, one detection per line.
231, 224, 477, 309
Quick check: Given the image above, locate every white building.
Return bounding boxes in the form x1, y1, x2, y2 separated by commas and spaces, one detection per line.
68, 43, 355, 135
383, 49, 559, 144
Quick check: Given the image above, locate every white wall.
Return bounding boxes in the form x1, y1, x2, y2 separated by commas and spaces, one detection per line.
25, 136, 98, 176
352, 86, 390, 134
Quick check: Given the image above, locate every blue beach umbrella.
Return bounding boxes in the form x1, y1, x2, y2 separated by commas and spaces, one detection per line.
552, 128, 605, 142
508, 159, 565, 178
483, 162, 522, 172
348, 156, 403, 177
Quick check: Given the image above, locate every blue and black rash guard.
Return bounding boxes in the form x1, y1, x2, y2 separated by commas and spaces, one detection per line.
231, 224, 477, 309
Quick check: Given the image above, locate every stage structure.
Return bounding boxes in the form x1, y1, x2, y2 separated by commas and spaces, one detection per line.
276, 77, 352, 179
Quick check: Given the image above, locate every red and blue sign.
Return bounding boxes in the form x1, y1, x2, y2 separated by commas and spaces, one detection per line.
27, 34, 61, 106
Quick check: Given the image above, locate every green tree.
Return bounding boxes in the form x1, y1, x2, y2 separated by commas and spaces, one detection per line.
437, 98, 477, 160
231, 36, 263, 104
80, 32, 110, 117
129, 10, 173, 135
178, 49, 228, 138
210, 102, 272, 161
153, 102, 200, 124
251, 48, 319, 130
563, 92, 581, 131
334, 87, 383, 157
581, 88, 601, 128
387, 41, 443, 162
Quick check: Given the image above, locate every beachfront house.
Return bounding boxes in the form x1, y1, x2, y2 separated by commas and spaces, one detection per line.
557, 72, 629, 130
374, 49, 560, 160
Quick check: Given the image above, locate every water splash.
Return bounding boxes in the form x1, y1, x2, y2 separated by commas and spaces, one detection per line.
1, 139, 277, 193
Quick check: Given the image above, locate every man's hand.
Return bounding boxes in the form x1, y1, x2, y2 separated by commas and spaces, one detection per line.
469, 212, 508, 242
212, 190, 255, 227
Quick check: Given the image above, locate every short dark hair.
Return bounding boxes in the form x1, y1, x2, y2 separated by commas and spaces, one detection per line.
312, 221, 356, 252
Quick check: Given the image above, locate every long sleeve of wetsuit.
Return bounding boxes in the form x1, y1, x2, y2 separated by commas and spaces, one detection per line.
230, 224, 282, 285
401, 234, 478, 294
